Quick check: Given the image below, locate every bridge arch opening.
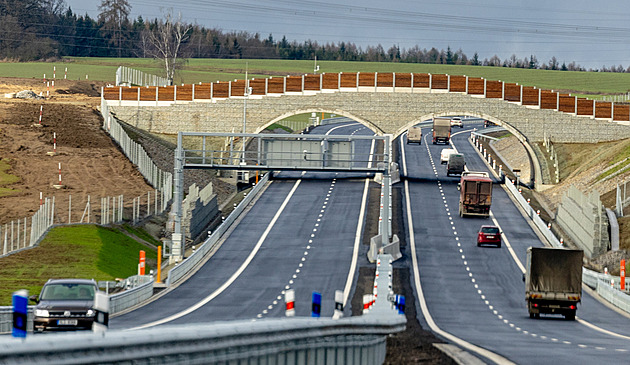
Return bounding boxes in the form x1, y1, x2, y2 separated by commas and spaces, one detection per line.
256, 109, 384, 135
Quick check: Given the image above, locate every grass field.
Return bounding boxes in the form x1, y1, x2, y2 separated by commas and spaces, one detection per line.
0, 225, 157, 306
2, 58, 629, 97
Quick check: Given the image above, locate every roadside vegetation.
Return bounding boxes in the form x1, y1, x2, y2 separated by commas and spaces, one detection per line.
0, 225, 158, 306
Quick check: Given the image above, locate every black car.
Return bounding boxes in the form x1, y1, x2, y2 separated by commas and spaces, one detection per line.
30, 278, 99, 332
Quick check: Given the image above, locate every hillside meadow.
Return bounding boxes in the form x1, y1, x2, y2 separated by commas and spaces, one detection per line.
0, 58, 629, 98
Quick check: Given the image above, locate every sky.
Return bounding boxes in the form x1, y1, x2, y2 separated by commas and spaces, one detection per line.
64, 0, 630, 70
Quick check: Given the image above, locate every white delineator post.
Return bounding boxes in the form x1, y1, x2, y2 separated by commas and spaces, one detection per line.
332, 289, 344, 319
285, 289, 295, 317
64, 67, 67, 80
38, 105, 43, 124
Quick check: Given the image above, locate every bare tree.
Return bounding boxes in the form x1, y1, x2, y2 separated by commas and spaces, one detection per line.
143, 12, 192, 85
98, 0, 131, 57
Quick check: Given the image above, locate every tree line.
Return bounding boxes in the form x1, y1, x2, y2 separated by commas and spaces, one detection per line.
1, 0, 627, 74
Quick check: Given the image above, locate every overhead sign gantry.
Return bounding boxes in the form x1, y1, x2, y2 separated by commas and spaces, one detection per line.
168, 132, 393, 261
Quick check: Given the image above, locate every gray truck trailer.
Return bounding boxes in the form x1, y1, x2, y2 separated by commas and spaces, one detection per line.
525, 247, 583, 320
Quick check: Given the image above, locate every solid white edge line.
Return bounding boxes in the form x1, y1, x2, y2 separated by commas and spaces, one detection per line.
464, 128, 630, 341
402, 129, 515, 365
343, 178, 370, 307
130, 179, 303, 330
343, 137, 376, 306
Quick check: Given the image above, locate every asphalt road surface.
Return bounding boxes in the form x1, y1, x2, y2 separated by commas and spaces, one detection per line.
400, 119, 630, 364
111, 121, 375, 329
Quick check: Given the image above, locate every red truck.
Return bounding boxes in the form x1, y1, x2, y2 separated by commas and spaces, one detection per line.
458, 171, 492, 218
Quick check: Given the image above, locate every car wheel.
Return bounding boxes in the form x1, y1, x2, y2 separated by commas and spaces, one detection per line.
477, 242, 481, 247
497, 242, 501, 248
529, 312, 535, 319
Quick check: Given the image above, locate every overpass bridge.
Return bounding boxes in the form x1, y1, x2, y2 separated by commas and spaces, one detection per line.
103, 71, 630, 144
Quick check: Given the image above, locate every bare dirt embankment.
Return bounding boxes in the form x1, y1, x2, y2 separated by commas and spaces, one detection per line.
492, 134, 630, 273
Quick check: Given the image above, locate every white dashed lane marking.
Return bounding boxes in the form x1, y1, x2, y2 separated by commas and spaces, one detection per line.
255, 179, 337, 319
424, 138, 610, 351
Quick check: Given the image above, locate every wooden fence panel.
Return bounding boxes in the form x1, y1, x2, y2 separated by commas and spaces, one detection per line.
231, 80, 246, 97
522, 86, 539, 106
103, 87, 120, 100
121, 87, 138, 101
304, 75, 321, 91
193, 84, 211, 99
595, 101, 612, 119
613, 104, 630, 121
140, 87, 157, 101
540, 90, 558, 109
285, 76, 302, 92
394, 73, 411, 88
267, 78, 284, 94
431, 74, 448, 90
176, 85, 193, 101
467, 78, 484, 95
158, 86, 175, 101
558, 95, 575, 113
211, 82, 229, 98
485, 80, 502, 98
340, 73, 357, 88
503, 83, 520, 102
412, 73, 430, 88
249, 79, 266, 96
449, 75, 466, 92
576, 98, 593, 116
322, 73, 339, 89
358, 72, 376, 87
376, 73, 393, 87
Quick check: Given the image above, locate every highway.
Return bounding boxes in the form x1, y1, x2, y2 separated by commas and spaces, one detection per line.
401, 119, 630, 364
110, 122, 375, 329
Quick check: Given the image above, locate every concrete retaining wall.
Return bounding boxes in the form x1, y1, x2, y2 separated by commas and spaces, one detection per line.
555, 185, 609, 258
166, 182, 219, 242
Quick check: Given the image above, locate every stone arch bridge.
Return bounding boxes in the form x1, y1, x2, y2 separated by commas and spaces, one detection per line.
104, 72, 630, 145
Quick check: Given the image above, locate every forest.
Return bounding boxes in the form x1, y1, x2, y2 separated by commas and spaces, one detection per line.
1, 0, 626, 73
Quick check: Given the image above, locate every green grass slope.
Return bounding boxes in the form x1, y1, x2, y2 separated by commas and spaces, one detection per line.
0, 225, 157, 306
1, 58, 628, 97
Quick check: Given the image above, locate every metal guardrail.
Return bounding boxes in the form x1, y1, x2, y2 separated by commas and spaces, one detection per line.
108, 275, 154, 314
471, 133, 630, 314
0, 254, 404, 364
166, 173, 270, 286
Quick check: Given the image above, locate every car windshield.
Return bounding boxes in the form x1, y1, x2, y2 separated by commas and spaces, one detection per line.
481, 227, 499, 234
41, 283, 95, 300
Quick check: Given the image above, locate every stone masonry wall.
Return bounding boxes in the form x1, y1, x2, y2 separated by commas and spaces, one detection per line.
108, 91, 630, 143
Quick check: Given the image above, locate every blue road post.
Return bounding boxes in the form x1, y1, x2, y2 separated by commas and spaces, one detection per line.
312, 291, 322, 318
12, 290, 28, 338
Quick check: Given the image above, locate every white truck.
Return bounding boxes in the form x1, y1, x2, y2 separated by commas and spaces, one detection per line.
525, 247, 583, 320
407, 126, 422, 144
